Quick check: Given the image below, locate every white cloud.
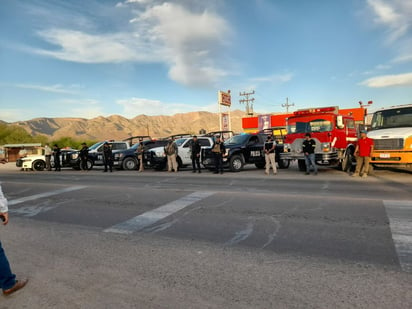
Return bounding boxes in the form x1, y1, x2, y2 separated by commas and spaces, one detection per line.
116, 97, 216, 117
31, 2, 231, 87
392, 53, 412, 63
360, 72, 412, 87
134, 2, 231, 86
1, 83, 79, 94
249, 73, 293, 84
367, 0, 412, 42
33, 29, 161, 63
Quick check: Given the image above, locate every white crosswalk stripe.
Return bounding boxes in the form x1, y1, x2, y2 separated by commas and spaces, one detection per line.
383, 200, 412, 272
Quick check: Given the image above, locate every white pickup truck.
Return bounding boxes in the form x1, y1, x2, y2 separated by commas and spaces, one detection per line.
145, 136, 214, 170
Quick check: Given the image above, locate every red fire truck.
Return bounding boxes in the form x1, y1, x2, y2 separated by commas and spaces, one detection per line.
280, 106, 364, 171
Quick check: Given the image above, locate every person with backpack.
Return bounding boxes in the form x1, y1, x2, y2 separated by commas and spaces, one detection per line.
211, 136, 225, 174
164, 138, 178, 172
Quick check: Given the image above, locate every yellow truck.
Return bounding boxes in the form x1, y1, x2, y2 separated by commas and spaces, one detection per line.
368, 104, 412, 167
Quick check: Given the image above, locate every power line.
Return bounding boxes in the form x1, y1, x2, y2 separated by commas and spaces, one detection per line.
239, 90, 255, 116
282, 97, 294, 113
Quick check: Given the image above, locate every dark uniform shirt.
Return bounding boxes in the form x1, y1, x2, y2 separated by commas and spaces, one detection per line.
302, 139, 316, 154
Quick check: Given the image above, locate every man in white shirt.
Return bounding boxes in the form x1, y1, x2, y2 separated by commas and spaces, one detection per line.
0, 158, 28, 295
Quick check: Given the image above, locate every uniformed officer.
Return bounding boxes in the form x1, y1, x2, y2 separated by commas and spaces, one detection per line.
211, 136, 225, 174
102, 142, 113, 173
52, 144, 61, 171
263, 135, 277, 175
190, 135, 201, 173
79, 143, 89, 171
136, 139, 145, 172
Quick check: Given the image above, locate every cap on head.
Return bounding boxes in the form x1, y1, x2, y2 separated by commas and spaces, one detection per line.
360, 130, 367, 134
193, 135, 197, 138
305, 133, 311, 137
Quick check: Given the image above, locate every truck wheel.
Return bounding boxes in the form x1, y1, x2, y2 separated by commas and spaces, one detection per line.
155, 163, 166, 171
177, 156, 183, 169
278, 159, 290, 169
255, 162, 265, 169
86, 159, 94, 170
33, 160, 46, 171
341, 152, 352, 172
230, 155, 244, 172
123, 157, 138, 170
298, 160, 306, 172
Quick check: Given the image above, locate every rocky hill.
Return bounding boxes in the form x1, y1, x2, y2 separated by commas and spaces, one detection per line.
8, 110, 247, 140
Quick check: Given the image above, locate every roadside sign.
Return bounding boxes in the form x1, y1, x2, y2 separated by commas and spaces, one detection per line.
218, 90, 231, 107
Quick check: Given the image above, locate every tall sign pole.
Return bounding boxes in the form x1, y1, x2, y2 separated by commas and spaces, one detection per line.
218, 90, 232, 132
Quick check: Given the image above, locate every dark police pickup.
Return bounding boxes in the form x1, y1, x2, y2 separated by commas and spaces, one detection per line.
201, 133, 288, 172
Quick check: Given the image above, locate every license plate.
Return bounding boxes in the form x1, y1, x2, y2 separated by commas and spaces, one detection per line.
379, 153, 390, 158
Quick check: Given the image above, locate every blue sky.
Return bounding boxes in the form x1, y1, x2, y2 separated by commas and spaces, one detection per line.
1, 0, 411, 122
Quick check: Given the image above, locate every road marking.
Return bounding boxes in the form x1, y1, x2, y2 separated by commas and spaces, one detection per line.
8, 186, 87, 206
104, 191, 215, 234
383, 200, 412, 273
225, 220, 254, 246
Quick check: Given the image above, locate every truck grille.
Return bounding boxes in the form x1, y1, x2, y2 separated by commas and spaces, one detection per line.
374, 138, 404, 150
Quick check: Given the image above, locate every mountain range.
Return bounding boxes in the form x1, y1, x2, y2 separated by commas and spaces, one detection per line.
8, 110, 247, 141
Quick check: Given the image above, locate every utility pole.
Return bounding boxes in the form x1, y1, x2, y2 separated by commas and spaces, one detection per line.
282, 97, 294, 113
239, 90, 255, 116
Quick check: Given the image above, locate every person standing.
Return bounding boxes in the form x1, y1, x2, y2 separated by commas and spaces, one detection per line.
102, 142, 113, 173
352, 130, 374, 178
136, 139, 145, 173
44, 144, 52, 171
211, 136, 225, 174
0, 158, 29, 296
264, 135, 277, 175
190, 136, 201, 173
164, 138, 178, 172
79, 143, 89, 171
302, 133, 317, 175
52, 144, 61, 172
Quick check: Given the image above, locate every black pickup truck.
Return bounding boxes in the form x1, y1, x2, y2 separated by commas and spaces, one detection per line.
201, 133, 288, 172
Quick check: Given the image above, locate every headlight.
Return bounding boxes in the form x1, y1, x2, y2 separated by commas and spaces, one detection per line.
322, 143, 331, 152
283, 143, 290, 152
72, 153, 79, 159
155, 151, 165, 157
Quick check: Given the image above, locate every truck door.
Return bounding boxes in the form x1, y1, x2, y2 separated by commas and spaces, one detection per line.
247, 136, 262, 163
180, 140, 192, 165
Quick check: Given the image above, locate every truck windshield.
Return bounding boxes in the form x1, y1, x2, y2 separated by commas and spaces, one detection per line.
371, 107, 412, 129
225, 135, 249, 145
88, 142, 104, 150
174, 138, 187, 147
287, 119, 332, 134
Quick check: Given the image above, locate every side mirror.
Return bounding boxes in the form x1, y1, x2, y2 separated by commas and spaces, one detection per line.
336, 115, 344, 129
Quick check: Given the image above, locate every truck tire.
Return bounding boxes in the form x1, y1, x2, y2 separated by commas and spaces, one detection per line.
33, 160, 46, 171
278, 159, 290, 169
229, 155, 244, 172
177, 156, 183, 169
86, 159, 94, 170
255, 162, 265, 169
155, 163, 167, 171
298, 159, 306, 172
122, 157, 138, 170
341, 152, 352, 172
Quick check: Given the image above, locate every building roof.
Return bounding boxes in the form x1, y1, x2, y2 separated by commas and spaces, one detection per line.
3, 143, 42, 148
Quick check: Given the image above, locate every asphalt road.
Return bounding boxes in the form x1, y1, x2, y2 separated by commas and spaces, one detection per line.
0, 162, 411, 308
